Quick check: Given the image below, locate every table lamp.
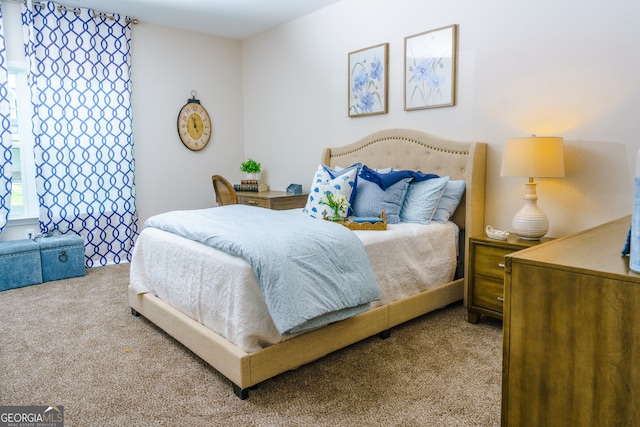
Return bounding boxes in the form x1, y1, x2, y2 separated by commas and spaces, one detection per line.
500, 135, 565, 240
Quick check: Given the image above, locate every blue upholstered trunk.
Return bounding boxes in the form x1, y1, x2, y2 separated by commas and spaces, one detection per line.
37, 234, 85, 282
0, 240, 43, 291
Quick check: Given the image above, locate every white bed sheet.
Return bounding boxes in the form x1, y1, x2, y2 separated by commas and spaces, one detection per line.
130, 214, 458, 353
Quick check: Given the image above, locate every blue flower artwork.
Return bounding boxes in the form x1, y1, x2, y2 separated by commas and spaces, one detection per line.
405, 25, 457, 110
348, 43, 388, 117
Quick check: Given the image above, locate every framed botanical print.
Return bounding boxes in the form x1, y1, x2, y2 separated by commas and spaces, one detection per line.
404, 24, 458, 110
348, 43, 388, 117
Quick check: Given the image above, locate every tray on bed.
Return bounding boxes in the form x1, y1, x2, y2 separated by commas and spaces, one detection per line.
343, 211, 387, 230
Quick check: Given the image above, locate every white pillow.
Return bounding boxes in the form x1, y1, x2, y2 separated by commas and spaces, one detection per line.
302, 164, 358, 220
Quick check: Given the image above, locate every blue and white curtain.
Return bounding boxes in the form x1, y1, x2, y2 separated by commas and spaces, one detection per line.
0, 5, 11, 235
22, 1, 137, 266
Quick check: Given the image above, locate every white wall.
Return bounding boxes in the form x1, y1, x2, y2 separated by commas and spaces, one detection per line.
243, 0, 640, 238
130, 24, 245, 226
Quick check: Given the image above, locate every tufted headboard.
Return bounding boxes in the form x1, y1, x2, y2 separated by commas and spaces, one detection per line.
321, 128, 486, 239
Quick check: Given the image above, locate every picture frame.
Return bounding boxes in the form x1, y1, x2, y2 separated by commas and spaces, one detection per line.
404, 24, 458, 111
348, 43, 388, 117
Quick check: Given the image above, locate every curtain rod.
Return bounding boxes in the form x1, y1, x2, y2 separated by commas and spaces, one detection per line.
7, 0, 140, 24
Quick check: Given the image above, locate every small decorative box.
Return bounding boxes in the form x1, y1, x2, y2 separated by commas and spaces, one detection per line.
286, 184, 303, 195
36, 234, 86, 282
0, 239, 43, 291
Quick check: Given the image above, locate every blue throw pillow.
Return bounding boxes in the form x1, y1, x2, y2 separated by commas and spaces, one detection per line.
303, 164, 358, 219
400, 176, 450, 224
352, 177, 412, 224
359, 165, 439, 190
431, 180, 466, 224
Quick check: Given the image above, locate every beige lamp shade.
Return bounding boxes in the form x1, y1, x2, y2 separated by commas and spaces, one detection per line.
500, 136, 565, 178
500, 135, 565, 240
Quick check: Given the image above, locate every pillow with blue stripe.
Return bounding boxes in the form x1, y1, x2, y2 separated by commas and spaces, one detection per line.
303, 163, 360, 219
400, 176, 450, 224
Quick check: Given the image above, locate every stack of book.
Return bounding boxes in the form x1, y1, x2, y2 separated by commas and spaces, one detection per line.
233, 180, 269, 192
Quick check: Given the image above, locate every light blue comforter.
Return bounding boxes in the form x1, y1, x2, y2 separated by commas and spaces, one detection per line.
144, 205, 380, 335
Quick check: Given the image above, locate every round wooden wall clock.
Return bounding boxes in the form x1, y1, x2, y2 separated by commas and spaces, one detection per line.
177, 91, 212, 151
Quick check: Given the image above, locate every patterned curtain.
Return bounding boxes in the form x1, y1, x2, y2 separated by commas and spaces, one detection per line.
0, 5, 11, 235
22, 1, 137, 266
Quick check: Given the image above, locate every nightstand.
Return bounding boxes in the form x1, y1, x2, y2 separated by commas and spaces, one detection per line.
236, 190, 307, 210
467, 233, 551, 323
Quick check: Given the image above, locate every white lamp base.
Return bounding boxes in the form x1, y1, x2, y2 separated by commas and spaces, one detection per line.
511, 182, 549, 240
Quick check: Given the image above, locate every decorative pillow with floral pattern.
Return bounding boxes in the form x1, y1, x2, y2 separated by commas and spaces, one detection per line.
303, 164, 359, 219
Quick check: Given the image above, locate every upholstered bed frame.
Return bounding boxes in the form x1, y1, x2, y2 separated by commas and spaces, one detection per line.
128, 128, 486, 399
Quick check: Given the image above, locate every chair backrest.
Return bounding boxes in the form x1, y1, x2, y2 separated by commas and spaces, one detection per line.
211, 175, 238, 206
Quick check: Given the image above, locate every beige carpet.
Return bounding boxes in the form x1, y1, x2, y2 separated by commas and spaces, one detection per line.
0, 264, 502, 426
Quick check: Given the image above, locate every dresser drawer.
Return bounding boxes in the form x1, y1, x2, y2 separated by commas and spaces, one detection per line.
473, 245, 510, 279
268, 194, 307, 210
471, 276, 504, 313
237, 195, 271, 208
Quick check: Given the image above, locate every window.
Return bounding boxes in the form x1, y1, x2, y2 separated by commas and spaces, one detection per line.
7, 64, 38, 220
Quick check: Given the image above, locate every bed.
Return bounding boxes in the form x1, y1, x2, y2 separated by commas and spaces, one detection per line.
128, 128, 486, 399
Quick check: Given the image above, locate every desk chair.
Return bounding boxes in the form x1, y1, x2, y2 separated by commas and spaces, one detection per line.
211, 175, 238, 206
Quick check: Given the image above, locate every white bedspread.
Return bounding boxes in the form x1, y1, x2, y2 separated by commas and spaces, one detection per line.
130, 210, 458, 353
143, 206, 380, 335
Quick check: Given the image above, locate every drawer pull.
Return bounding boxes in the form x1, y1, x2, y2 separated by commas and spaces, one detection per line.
247, 201, 258, 205
497, 296, 504, 302
498, 263, 505, 268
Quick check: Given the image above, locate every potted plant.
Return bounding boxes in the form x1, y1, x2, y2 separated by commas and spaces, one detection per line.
240, 158, 262, 180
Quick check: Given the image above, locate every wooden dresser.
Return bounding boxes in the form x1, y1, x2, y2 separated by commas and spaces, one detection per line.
502, 216, 640, 426
236, 190, 307, 210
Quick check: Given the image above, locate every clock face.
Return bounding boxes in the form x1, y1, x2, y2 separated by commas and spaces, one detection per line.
177, 102, 212, 151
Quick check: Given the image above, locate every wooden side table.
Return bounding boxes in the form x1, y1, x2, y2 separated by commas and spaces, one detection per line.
466, 233, 551, 323
236, 190, 307, 210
